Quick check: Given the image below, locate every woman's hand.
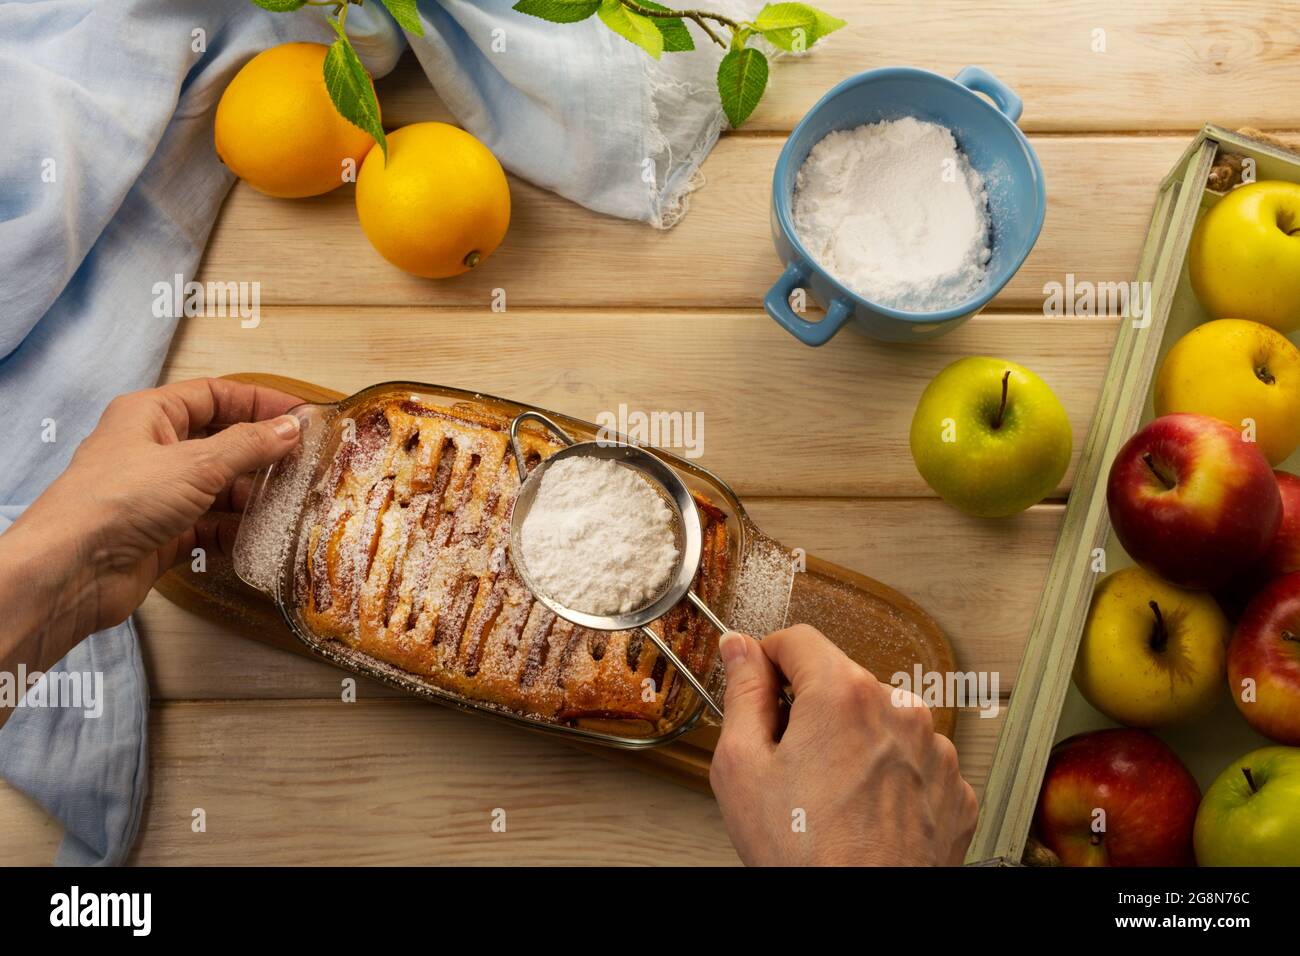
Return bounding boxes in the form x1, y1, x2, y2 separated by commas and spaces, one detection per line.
710, 624, 978, 866
0, 378, 302, 684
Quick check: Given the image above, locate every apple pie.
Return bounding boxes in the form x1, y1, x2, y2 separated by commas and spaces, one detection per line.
293, 397, 728, 734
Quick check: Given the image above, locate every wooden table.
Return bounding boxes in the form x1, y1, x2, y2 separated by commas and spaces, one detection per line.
4, 0, 1298, 865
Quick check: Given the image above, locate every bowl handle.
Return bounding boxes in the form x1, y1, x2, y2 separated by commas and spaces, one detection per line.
954, 66, 1023, 123
764, 261, 853, 347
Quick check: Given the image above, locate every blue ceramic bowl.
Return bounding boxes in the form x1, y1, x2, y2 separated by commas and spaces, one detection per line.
765, 66, 1046, 344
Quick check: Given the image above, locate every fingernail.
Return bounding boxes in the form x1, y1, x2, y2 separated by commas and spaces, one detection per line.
272, 415, 300, 439
718, 631, 747, 668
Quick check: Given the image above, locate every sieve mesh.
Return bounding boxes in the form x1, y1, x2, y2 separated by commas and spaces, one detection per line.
510, 453, 695, 622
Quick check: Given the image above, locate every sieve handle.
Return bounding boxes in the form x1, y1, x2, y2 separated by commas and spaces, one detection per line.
508, 410, 576, 482
685, 590, 728, 634
638, 625, 724, 719
685, 591, 796, 710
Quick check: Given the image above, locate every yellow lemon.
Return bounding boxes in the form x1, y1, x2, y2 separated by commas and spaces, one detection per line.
215, 42, 376, 198
355, 122, 511, 279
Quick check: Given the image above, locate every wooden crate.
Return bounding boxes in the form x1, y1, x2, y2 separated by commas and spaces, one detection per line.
969, 126, 1300, 865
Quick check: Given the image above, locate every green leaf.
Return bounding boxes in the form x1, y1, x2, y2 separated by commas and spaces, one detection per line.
716, 46, 768, 127
511, 0, 601, 23
323, 24, 387, 161
753, 2, 846, 52
597, 0, 664, 59
251, 0, 306, 11
637, 1, 694, 52
377, 0, 424, 36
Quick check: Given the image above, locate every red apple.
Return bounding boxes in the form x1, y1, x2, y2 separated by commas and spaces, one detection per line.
1218, 471, 1300, 616
1107, 413, 1281, 590
1260, 471, 1300, 579
1214, 584, 1253, 625
1228, 572, 1300, 745
1034, 728, 1200, 866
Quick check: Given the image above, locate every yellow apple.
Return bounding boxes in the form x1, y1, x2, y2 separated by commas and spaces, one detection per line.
1074, 567, 1230, 727
1189, 181, 1300, 334
1154, 319, 1300, 466
909, 357, 1072, 518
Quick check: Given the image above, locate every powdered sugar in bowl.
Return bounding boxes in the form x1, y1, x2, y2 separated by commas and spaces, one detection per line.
765, 66, 1046, 344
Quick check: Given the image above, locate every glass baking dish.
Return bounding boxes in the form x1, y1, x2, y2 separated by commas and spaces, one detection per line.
232, 381, 794, 750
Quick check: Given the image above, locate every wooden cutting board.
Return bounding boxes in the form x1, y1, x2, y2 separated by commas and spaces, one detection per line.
154, 373, 956, 792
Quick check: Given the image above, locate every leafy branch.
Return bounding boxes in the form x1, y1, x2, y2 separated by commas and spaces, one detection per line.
512, 1, 846, 126
619, 1, 738, 47
251, 0, 845, 155
251, 0, 425, 162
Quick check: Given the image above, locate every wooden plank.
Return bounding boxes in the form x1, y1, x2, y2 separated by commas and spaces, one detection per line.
161, 310, 1116, 498
376, 3, 1300, 134
198, 135, 1193, 311
0, 701, 1002, 865
136, 498, 1059, 701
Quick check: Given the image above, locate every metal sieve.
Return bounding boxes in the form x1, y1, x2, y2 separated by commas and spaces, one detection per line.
506, 411, 729, 718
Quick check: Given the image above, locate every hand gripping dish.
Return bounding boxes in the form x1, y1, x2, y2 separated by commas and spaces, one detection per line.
232, 382, 797, 749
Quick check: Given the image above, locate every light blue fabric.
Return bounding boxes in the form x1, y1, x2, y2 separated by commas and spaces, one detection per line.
408, 1, 740, 226
0, 1, 736, 864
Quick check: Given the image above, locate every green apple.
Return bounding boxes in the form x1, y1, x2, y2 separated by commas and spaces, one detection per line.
1194, 746, 1300, 866
1075, 567, 1229, 728
1189, 180, 1300, 334
909, 356, 1073, 518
